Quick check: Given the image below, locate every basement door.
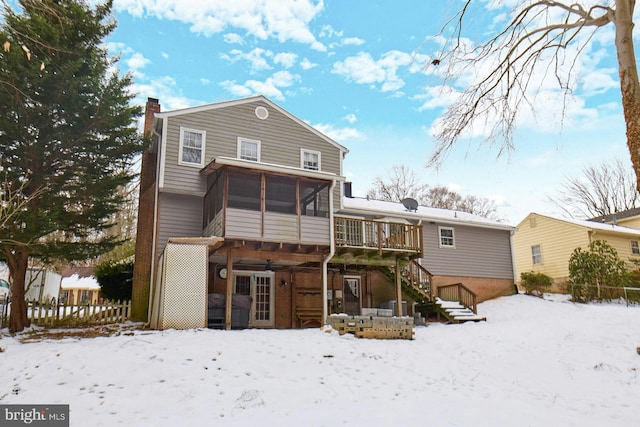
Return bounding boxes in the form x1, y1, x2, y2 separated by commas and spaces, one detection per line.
234, 272, 275, 327
343, 276, 361, 315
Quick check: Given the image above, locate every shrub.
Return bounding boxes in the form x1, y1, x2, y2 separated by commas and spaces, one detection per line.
520, 271, 553, 297
95, 259, 133, 301
568, 240, 630, 302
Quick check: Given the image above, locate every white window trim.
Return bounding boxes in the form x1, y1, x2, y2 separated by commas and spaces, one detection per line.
531, 244, 542, 265
178, 127, 206, 167
438, 226, 455, 248
301, 148, 321, 171
237, 137, 261, 162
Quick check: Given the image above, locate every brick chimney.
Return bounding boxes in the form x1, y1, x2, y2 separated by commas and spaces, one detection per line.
144, 97, 160, 135
133, 97, 160, 322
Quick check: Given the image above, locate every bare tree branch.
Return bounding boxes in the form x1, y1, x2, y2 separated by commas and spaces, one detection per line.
549, 158, 639, 218
427, 1, 616, 167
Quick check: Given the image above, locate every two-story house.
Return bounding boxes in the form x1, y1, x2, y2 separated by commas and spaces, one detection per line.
135, 96, 515, 330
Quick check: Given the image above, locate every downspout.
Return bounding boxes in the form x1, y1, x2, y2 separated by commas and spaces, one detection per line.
509, 230, 518, 293
146, 118, 167, 323
322, 179, 338, 324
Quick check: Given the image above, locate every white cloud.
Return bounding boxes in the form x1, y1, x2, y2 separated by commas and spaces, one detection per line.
220, 70, 300, 101
115, 0, 326, 51
274, 52, 298, 69
161, 52, 169, 59
341, 37, 365, 46
332, 50, 421, 93
130, 75, 203, 121
300, 58, 317, 70
220, 48, 273, 73
344, 113, 357, 124
313, 123, 363, 142
200, 78, 210, 85
223, 33, 244, 44
126, 52, 150, 70
319, 25, 342, 38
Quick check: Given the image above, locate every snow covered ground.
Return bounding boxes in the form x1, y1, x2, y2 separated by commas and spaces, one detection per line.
1, 294, 639, 427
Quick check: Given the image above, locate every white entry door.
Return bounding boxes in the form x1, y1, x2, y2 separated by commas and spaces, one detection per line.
234, 272, 274, 327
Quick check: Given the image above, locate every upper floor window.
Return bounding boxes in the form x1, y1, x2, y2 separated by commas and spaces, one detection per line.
179, 128, 205, 167
301, 149, 321, 171
238, 137, 261, 162
632, 240, 640, 255
438, 227, 455, 248
531, 245, 542, 264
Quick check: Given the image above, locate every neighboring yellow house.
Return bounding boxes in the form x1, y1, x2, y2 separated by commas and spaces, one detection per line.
513, 213, 640, 289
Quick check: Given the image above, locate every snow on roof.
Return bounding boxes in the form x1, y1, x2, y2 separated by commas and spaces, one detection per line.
341, 197, 515, 230
528, 213, 640, 236
61, 274, 101, 290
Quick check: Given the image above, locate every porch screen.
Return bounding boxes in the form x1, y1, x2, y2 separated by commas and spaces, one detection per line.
228, 171, 261, 210
266, 175, 296, 214
300, 180, 329, 217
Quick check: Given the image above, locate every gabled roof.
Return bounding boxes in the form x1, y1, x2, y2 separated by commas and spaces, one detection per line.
341, 197, 515, 231
588, 207, 640, 224
154, 95, 349, 154
519, 212, 640, 236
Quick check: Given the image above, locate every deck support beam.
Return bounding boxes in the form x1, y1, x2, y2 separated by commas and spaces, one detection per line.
225, 248, 234, 330
395, 259, 403, 317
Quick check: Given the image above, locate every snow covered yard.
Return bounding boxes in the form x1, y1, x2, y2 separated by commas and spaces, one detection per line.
0, 294, 638, 427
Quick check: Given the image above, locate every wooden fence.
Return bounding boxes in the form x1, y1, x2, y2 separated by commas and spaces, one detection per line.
1, 298, 131, 328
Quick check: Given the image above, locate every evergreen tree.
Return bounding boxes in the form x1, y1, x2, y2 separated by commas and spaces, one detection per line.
0, 0, 143, 332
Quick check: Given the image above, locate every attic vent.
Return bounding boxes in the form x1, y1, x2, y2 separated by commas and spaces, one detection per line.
255, 106, 269, 120
530, 217, 537, 228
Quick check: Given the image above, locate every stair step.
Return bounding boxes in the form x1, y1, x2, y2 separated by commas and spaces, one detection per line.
435, 299, 465, 309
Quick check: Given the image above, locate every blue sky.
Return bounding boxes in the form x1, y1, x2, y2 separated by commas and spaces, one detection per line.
102, 0, 631, 224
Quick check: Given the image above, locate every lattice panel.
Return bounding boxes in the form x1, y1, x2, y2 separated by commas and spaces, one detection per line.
161, 243, 207, 330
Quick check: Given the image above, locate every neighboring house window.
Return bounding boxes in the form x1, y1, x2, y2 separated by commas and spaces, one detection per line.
531, 245, 542, 265
301, 149, 321, 171
179, 127, 205, 166
238, 137, 261, 162
632, 240, 640, 255
438, 227, 455, 248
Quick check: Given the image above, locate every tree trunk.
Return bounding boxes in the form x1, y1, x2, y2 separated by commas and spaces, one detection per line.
614, 0, 640, 189
4, 247, 31, 333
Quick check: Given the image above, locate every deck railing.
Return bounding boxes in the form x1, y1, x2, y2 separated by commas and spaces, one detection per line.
437, 283, 478, 314
402, 260, 433, 301
334, 217, 422, 254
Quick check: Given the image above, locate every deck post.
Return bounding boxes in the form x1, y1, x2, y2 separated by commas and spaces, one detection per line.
395, 259, 403, 317
225, 248, 234, 330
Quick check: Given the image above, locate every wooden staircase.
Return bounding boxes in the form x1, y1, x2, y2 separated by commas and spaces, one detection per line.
399, 260, 432, 303
390, 263, 486, 324
434, 297, 486, 323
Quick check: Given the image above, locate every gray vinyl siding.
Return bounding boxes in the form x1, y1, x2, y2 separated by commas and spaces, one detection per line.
225, 208, 262, 239
156, 193, 203, 254
421, 222, 513, 279
161, 100, 342, 196
301, 217, 331, 245
223, 208, 330, 244
263, 212, 299, 242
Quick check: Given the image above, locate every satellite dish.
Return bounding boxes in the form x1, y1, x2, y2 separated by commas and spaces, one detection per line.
402, 197, 419, 212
